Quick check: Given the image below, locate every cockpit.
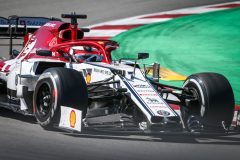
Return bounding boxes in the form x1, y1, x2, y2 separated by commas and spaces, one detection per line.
50, 40, 118, 64
72, 46, 103, 62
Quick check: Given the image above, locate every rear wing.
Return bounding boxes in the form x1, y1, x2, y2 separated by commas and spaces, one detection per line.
0, 16, 61, 37
0, 15, 61, 56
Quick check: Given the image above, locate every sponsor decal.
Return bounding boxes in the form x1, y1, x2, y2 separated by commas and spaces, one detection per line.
133, 84, 150, 88
69, 110, 76, 128
83, 68, 93, 76
82, 68, 92, 84
59, 106, 82, 132
0, 17, 8, 25
86, 72, 91, 84
93, 68, 111, 75
157, 110, 170, 116
148, 105, 165, 108
0, 17, 49, 26
44, 23, 56, 28
49, 37, 58, 47
146, 97, 159, 104
19, 18, 49, 26
136, 89, 155, 93
17, 38, 36, 60
139, 93, 157, 96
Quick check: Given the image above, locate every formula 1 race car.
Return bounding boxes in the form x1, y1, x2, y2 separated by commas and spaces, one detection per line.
0, 13, 237, 134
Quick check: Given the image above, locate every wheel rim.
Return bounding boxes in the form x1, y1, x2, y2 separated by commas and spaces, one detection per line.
183, 85, 205, 131
189, 87, 202, 115
36, 83, 52, 117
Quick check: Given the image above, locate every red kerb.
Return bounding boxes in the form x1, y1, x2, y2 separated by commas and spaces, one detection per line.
141, 14, 191, 19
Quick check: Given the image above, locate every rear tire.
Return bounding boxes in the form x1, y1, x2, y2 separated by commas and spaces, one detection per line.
33, 67, 88, 130
182, 72, 234, 130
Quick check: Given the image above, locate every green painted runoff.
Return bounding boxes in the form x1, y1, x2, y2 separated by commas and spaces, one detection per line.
111, 8, 240, 104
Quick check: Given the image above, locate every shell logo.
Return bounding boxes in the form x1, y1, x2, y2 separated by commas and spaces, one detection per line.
86, 73, 91, 84
69, 110, 76, 128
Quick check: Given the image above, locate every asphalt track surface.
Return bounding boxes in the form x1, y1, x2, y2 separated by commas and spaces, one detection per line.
0, 0, 240, 160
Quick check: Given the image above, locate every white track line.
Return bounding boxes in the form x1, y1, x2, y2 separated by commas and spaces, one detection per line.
84, 1, 240, 38
85, 30, 126, 37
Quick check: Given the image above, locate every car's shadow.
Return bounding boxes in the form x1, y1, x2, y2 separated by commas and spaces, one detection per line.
0, 108, 36, 124
62, 128, 240, 145
1, 107, 240, 145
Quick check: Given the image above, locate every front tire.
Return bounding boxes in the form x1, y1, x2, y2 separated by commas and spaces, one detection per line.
181, 72, 235, 130
33, 67, 88, 130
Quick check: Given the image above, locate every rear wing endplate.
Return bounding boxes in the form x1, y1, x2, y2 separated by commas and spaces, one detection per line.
0, 16, 61, 37
0, 15, 61, 56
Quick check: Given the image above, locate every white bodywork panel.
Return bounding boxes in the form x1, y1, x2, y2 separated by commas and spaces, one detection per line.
59, 106, 82, 132
3, 59, 178, 126
69, 62, 178, 123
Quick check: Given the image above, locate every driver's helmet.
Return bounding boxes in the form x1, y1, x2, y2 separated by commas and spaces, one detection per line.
83, 46, 93, 52
75, 53, 103, 62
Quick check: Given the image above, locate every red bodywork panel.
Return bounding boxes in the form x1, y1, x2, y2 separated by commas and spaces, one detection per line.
0, 60, 5, 71
15, 21, 118, 64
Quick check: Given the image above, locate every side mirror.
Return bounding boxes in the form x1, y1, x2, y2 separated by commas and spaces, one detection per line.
12, 49, 20, 57
138, 53, 149, 60
80, 28, 90, 32
36, 50, 52, 56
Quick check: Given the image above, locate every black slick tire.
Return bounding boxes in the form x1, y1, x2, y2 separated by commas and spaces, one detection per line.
182, 72, 235, 130
33, 67, 88, 130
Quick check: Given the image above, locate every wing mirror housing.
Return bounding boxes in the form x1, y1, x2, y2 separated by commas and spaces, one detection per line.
138, 53, 149, 60
11, 49, 20, 58
36, 50, 52, 56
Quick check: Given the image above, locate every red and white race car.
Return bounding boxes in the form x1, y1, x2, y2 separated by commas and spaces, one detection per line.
0, 13, 237, 133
